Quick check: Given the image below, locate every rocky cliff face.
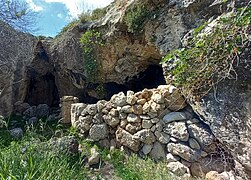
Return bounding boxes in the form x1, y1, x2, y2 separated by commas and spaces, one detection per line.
0, 21, 36, 116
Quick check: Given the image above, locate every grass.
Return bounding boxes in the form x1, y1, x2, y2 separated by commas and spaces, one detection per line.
0, 117, 173, 180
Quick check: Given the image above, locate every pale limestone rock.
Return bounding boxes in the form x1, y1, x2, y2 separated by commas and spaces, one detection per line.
167, 161, 190, 176
167, 143, 201, 162
125, 123, 141, 134
71, 103, 86, 126
188, 123, 214, 150
151, 92, 165, 104
164, 121, 189, 142
103, 115, 120, 127
109, 108, 119, 117
133, 129, 156, 144
151, 118, 159, 124
166, 153, 180, 163
115, 128, 140, 152
126, 91, 136, 105
88, 148, 100, 166
127, 114, 141, 123
142, 101, 151, 114
93, 113, 104, 124
121, 105, 133, 113
137, 99, 146, 105
78, 115, 92, 132
132, 104, 143, 115
111, 92, 127, 107
82, 104, 97, 116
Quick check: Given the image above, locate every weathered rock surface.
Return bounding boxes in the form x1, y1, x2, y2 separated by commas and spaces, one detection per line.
116, 128, 140, 152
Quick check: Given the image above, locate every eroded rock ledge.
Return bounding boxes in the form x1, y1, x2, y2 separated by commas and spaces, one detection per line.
69, 85, 235, 178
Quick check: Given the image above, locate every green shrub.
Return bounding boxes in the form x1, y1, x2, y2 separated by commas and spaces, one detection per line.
79, 7, 107, 23
79, 30, 104, 82
125, 3, 149, 34
162, 7, 250, 99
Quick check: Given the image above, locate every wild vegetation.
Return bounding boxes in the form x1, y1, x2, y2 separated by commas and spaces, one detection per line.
79, 30, 104, 82
0, 117, 172, 180
161, 7, 251, 99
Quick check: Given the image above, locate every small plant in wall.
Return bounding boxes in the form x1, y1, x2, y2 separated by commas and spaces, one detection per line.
161, 7, 250, 99
79, 30, 104, 82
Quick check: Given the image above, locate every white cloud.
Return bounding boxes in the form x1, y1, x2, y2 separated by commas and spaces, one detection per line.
26, 0, 43, 12
44, 0, 113, 19
57, 13, 63, 19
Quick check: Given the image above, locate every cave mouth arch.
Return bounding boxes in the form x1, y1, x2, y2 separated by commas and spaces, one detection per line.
24, 72, 60, 107
84, 64, 166, 103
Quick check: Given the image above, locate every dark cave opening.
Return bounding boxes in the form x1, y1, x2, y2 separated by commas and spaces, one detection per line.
25, 72, 60, 107
84, 64, 166, 103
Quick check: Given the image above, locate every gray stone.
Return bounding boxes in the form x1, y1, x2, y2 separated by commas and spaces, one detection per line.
149, 142, 166, 161
158, 132, 170, 144
82, 104, 97, 116
111, 92, 127, 107
89, 124, 108, 141
142, 144, 153, 155
188, 138, 201, 150
36, 104, 50, 118
132, 104, 143, 115
147, 112, 158, 118
127, 114, 141, 123
9, 128, 23, 138
188, 123, 214, 150
142, 120, 153, 129
151, 118, 159, 124
133, 129, 156, 144
93, 113, 104, 124
23, 106, 37, 119
115, 128, 140, 152
88, 148, 100, 166
28, 117, 38, 125
163, 112, 187, 124
103, 115, 120, 127
187, 118, 200, 124
48, 136, 79, 154
167, 161, 189, 176
150, 102, 165, 113
78, 115, 92, 132
0, 115, 5, 128
97, 100, 107, 112
167, 143, 201, 162
150, 125, 156, 132
164, 122, 189, 141
121, 105, 133, 114
125, 123, 141, 134
119, 112, 127, 120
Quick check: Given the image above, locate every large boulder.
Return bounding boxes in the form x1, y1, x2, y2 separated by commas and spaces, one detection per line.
0, 21, 36, 116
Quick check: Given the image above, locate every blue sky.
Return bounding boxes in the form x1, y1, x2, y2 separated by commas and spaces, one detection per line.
25, 0, 113, 37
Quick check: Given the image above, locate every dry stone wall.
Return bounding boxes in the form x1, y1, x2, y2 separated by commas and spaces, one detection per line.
71, 85, 233, 177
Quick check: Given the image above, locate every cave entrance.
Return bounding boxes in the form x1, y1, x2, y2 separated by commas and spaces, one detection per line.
85, 64, 166, 102
25, 72, 60, 107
